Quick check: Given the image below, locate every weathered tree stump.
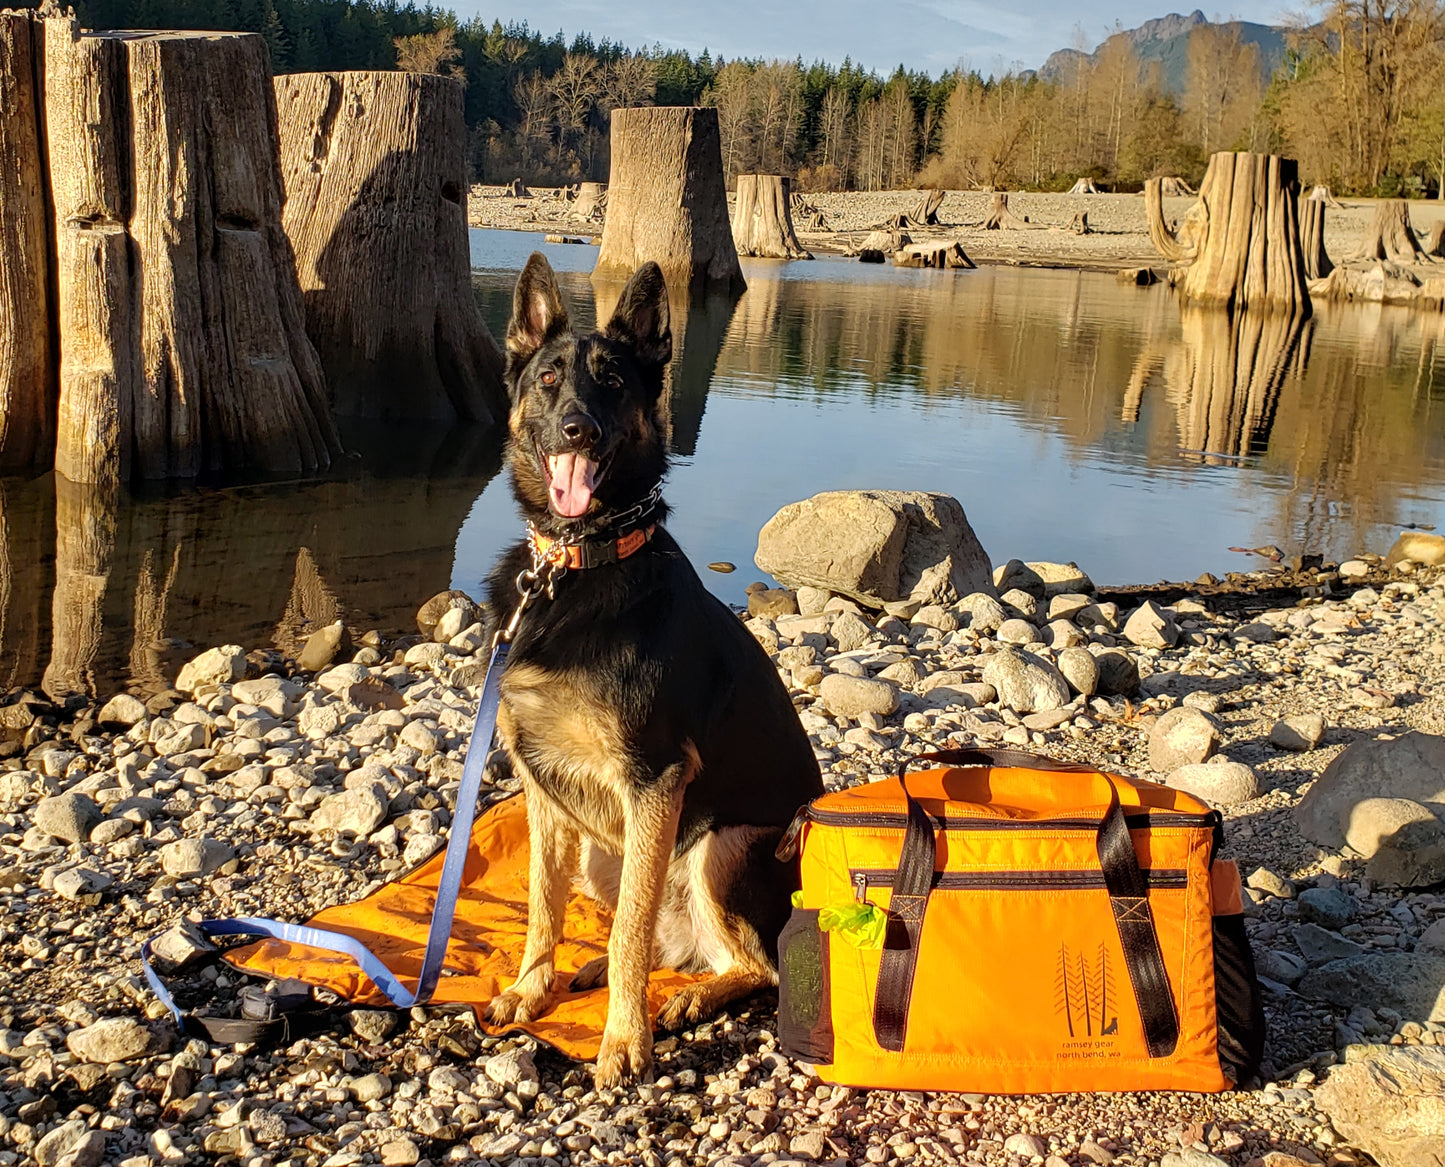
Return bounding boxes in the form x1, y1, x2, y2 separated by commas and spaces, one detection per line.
1427, 221, 1445, 259
906, 188, 944, 226
43, 474, 115, 699
858, 228, 909, 255
1308, 185, 1344, 209
1170, 152, 1311, 315
275, 71, 507, 424
505, 177, 529, 198
571, 181, 606, 221
1157, 176, 1196, 197
1350, 199, 1426, 264
1299, 197, 1333, 280
594, 106, 744, 292
732, 174, 811, 259
1068, 177, 1100, 195
984, 192, 1030, 230
1069, 211, 1091, 235
893, 241, 974, 269
40, 17, 340, 483
0, 11, 53, 473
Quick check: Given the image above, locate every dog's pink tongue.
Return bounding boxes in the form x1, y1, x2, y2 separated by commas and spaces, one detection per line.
546, 452, 596, 518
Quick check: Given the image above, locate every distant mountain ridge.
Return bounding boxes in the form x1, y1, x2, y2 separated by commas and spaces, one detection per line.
1038, 9, 1288, 93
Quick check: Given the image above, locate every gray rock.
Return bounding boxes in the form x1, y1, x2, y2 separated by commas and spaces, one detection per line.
1148, 707, 1220, 772
1294, 922, 1366, 965
1366, 812, 1445, 888
1165, 762, 1257, 807
996, 618, 1040, 646
1301, 953, 1445, 1023
36, 1122, 102, 1167
66, 1016, 152, 1063
1160, 1152, 1228, 1167
1022, 709, 1072, 731
151, 921, 218, 967
1057, 646, 1099, 697
53, 868, 112, 901
1246, 866, 1294, 899
485, 1048, 539, 1088
349, 1010, 399, 1044
174, 644, 247, 694
755, 490, 993, 609
352, 1072, 392, 1102
55, 1130, 106, 1167
1256, 949, 1308, 986
1271, 714, 1326, 751
97, 693, 148, 727
748, 589, 798, 619
982, 647, 1070, 714
1315, 1045, 1445, 1167
795, 586, 830, 615
1043, 619, 1086, 649
1048, 593, 1092, 622
1344, 797, 1440, 859
380, 1138, 422, 1167
819, 674, 899, 718
830, 611, 875, 652
1232, 621, 1277, 643
159, 837, 234, 878
1093, 649, 1140, 696
35, 792, 102, 844
433, 604, 472, 643
416, 590, 481, 637
311, 787, 389, 836
960, 592, 1006, 632
399, 720, 442, 755
911, 603, 958, 632
90, 817, 133, 847
1003, 1133, 1046, 1158
1298, 886, 1358, 930
1077, 602, 1121, 632
297, 621, 352, 672
1418, 919, 1445, 957
999, 588, 1039, 619
994, 560, 1093, 600
1122, 600, 1178, 649
1295, 732, 1445, 850
318, 662, 369, 692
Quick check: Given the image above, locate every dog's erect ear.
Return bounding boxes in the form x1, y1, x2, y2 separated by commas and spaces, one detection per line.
507, 253, 569, 362
604, 262, 672, 370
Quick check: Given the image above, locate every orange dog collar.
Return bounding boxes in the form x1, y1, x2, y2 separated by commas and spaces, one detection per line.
528, 524, 656, 570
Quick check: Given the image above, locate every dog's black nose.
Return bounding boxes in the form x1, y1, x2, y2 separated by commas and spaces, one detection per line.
560, 411, 601, 450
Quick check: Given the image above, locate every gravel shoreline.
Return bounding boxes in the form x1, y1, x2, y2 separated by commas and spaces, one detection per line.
468, 185, 1445, 274
6, 539, 1445, 1167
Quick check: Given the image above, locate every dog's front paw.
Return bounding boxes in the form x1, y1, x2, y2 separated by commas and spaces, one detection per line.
485, 985, 552, 1026
569, 955, 609, 991
593, 1023, 652, 1089
656, 982, 712, 1031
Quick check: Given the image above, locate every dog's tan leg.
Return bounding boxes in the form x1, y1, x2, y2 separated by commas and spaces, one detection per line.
657, 826, 778, 1031
594, 764, 690, 1088
485, 779, 578, 1025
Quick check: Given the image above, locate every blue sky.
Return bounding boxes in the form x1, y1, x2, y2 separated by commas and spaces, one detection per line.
451, 2, 1296, 76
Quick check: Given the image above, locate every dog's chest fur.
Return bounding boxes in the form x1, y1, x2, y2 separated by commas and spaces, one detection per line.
496, 662, 633, 852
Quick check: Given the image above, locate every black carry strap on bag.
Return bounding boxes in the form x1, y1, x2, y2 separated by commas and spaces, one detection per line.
871, 748, 1182, 1058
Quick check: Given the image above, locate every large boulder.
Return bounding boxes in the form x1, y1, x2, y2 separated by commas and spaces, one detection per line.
1297, 953, 1445, 1022
1314, 1046, 1445, 1167
982, 647, 1070, 714
1294, 732, 1445, 850
1387, 531, 1445, 568
755, 491, 992, 610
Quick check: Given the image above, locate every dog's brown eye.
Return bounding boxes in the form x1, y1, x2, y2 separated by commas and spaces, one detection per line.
539, 369, 556, 386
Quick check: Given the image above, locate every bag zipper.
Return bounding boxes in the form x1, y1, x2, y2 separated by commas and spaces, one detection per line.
850, 867, 1190, 900
809, 807, 1217, 832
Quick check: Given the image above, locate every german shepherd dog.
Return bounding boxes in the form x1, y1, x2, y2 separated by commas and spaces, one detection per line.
482, 254, 823, 1087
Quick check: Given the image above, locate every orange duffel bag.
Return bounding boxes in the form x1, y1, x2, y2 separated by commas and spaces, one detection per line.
776, 748, 1264, 1093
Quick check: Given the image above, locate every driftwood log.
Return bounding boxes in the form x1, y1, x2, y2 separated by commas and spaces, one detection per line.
1299, 197, 1333, 280
572, 181, 606, 221
1349, 199, 1426, 264
984, 192, 1029, 230
275, 71, 506, 424
732, 174, 811, 259
1068, 177, 1100, 194
1152, 153, 1310, 315
595, 106, 744, 292
893, 241, 974, 269
0, 11, 52, 473
42, 17, 339, 483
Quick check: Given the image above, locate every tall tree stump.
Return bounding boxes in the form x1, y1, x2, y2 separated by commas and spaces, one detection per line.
1300, 197, 1333, 279
1173, 152, 1311, 315
1308, 185, 1344, 209
1068, 178, 1100, 194
1350, 199, 1426, 264
1426, 221, 1445, 259
571, 181, 606, 222
906, 188, 944, 226
732, 174, 810, 259
0, 11, 53, 473
275, 71, 507, 424
594, 106, 744, 292
1145, 176, 1198, 262
984, 192, 1030, 230
42, 17, 339, 483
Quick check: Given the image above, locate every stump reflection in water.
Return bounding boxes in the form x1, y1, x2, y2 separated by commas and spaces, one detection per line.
9, 426, 502, 699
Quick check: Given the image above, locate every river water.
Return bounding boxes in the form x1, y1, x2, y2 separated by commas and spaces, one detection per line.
4, 229, 1445, 696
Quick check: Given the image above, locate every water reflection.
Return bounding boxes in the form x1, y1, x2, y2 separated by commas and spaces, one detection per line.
4, 424, 502, 699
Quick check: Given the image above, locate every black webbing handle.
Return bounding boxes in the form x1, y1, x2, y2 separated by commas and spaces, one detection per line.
871, 748, 1180, 1058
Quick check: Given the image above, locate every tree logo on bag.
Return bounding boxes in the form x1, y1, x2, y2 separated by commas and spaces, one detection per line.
1054, 944, 1121, 1057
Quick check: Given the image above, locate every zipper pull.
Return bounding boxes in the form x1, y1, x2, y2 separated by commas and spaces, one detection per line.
853, 872, 869, 902
775, 805, 809, 862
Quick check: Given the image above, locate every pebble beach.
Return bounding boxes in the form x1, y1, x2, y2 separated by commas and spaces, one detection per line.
6, 520, 1445, 1167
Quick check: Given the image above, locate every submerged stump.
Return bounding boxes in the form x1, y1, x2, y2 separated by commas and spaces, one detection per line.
594, 106, 744, 292
732, 174, 810, 259
275, 71, 506, 424
0, 11, 53, 473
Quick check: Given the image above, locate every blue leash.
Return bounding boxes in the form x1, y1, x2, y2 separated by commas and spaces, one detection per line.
143, 638, 511, 1024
